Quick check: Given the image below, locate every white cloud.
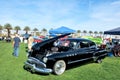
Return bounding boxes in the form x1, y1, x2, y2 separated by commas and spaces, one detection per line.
76, 0, 120, 31
90, 0, 120, 21
111, 0, 120, 5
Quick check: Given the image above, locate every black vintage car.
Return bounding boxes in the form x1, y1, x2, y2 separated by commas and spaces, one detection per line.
24, 33, 108, 75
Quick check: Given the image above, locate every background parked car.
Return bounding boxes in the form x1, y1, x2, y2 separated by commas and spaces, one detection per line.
33, 37, 43, 43
0, 36, 4, 41
6, 36, 11, 42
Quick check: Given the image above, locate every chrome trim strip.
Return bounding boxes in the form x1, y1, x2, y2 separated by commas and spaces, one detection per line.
98, 53, 108, 57
68, 57, 93, 64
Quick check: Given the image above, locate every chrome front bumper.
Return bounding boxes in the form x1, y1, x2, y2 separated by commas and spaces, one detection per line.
24, 57, 52, 74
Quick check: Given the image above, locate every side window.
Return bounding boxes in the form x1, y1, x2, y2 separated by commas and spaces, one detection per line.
69, 41, 77, 48
89, 42, 96, 48
80, 41, 89, 48
90, 42, 95, 46
62, 40, 70, 47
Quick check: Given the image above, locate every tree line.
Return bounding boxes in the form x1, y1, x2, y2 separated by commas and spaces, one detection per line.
0, 23, 103, 37
0, 23, 47, 37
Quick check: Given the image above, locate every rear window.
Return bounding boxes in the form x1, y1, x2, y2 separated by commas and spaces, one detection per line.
80, 41, 89, 48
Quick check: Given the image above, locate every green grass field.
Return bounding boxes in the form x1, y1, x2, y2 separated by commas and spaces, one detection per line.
0, 41, 120, 80
82, 36, 102, 45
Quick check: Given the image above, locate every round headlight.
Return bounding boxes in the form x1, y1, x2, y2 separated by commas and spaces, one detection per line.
43, 57, 48, 63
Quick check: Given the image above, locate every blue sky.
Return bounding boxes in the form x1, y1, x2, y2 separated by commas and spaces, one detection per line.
0, 0, 120, 32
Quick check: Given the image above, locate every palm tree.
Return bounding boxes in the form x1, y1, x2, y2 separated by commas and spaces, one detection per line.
77, 30, 81, 37
41, 28, 47, 36
83, 30, 87, 36
0, 25, 3, 35
89, 31, 93, 36
94, 31, 98, 37
14, 26, 21, 34
23, 26, 30, 34
33, 28, 38, 36
4, 23, 12, 37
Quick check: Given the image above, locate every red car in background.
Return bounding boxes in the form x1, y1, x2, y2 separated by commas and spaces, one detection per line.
39, 36, 49, 40
33, 36, 48, 43
34, 38, 43, 43
33, 36, 43, 43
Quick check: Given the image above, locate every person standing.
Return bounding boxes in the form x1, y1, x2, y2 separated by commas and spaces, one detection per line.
28, 34, 34, 52
12, 34, 21, 57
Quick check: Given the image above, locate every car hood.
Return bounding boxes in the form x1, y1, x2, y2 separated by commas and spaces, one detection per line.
32, 33, 70, 50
